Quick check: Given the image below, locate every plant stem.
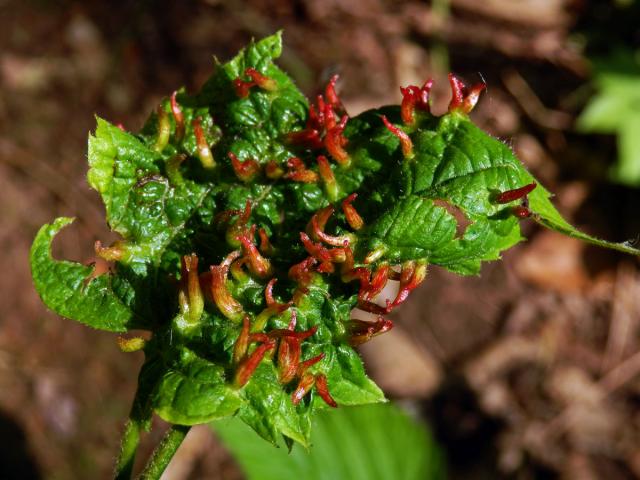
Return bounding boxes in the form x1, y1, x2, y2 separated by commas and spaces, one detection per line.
114, 418, 141, 480
138, 424, 191, 480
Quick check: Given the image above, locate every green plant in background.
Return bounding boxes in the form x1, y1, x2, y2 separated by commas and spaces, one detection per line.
574, 1, 640, 185
577, 48, 640, 185
214, 403, 445, 480
30, 32, 640, 478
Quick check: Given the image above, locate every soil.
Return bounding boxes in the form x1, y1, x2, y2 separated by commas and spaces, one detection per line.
1, 1, 639, 479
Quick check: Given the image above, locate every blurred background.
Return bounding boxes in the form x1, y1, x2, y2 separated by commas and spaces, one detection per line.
1, 0, 640, 478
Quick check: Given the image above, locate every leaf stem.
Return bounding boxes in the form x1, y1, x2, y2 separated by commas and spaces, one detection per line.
114, 418, 142, 480
138, 425, 191, 480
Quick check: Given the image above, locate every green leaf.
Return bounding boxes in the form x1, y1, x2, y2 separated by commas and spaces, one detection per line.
577, 50, 640, 186
152, 348, 242, 425
213, 403, 445, 480
578, 72, 640, 133
351, 113, 528, 274
201, 32, 307, 166
30, 217, 138, 332
286, 279, 385, 406
322, 344, 386, 406
612, 114, 640, 183
237, 362, 310, 447
88, 117, 211, 264
353, 112, 639, 273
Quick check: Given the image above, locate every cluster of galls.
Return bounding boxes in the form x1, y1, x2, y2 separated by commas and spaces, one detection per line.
379, 73, 486, 161
380, 74, 538, 218
103, 69, 541, 409
287, 74, 349, 167
152, 91, 216, 170
169, 202, 342, 408
233, 311, 336, 407
287, 199, 427, 345
145, 68, 348, 204
228, 70, 350, 203
225, 69, 533, 220
169, 195, 418, 408
118, 69, 531, 231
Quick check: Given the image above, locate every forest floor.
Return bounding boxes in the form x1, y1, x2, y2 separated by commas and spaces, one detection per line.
1, 1, 639, 479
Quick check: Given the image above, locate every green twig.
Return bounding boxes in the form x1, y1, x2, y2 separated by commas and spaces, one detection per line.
138, 425, 191, 480
114, 418, 141, 480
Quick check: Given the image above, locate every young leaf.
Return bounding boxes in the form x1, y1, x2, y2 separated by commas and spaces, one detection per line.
151, 348, 242, 425
349, 111, 640, 273
30, 217, 140, 332
237, 362, 309, 447
320, 344, 386, 406
88, 118, 212, 265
